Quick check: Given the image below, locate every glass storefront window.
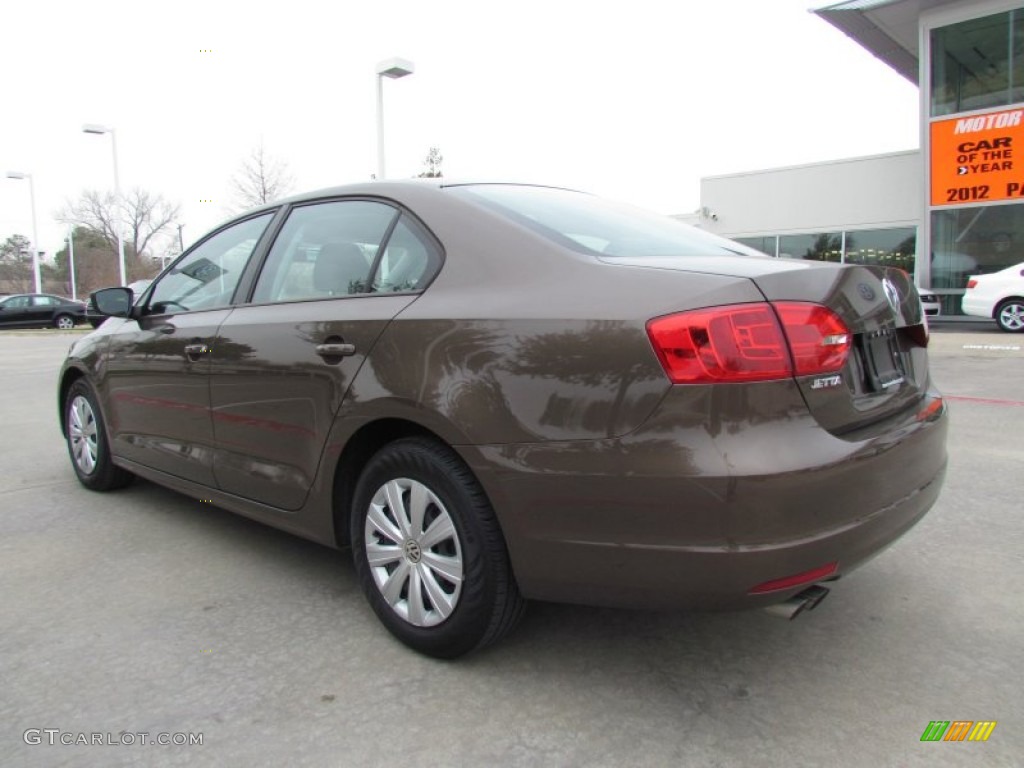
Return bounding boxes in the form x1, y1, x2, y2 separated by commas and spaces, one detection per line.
931, 204, 1024, 291
778, 233, 842, 262
843, 227, 916, 272
1014, 12, 1024, 104
733, 236, 776, 256
931, 10, 1018, 117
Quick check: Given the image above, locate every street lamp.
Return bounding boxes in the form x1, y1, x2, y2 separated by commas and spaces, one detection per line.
375, 57, 415, 180
82, 123, 127, 286
4, 171, 42, 293
66, 227, 78, 301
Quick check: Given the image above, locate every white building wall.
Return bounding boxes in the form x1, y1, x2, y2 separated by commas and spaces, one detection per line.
695, 150, 922, 238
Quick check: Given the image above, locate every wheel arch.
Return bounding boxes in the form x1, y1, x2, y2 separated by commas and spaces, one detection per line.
58, 367, 88, 436
331, 418, 465, 548
993, 295, 1024, 317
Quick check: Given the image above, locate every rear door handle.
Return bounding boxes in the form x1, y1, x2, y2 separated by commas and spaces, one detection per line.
315, 343, 356, 358
184, 343, 211, 359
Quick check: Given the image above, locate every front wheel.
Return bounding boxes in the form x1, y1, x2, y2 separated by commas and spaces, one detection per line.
54, 314, 76, 330
350, 438, 525, 658
995, 299, 1024, 332
64, 379, 133, 491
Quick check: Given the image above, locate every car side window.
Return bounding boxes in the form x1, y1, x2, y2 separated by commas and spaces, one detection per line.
5, 296, 31, 308
33, 296, 55, 306
372, 215, 442, 293
251, 201, 398, 304
147, 213, 273, 315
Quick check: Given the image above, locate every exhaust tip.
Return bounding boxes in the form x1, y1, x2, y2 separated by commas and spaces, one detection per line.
764, 584, 830, 620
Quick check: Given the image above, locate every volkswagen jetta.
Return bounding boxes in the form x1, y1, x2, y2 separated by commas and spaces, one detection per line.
58, 182, 948, 657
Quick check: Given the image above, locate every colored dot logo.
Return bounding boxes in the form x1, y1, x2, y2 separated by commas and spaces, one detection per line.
199, 49, 213, 53
198, 199, 213, 203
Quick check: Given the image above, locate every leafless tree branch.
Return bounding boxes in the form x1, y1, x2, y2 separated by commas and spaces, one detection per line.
231, 142, 295, 210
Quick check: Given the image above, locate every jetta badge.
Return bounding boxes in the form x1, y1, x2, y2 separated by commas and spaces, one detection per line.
810, 375, 842, 390
882, 278, 901, 313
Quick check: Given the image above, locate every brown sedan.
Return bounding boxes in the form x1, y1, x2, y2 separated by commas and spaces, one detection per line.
59, 182, 948, 657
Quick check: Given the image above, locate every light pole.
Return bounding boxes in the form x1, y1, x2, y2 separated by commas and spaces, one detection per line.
5, 171, 42, 293
67, 226, 77, 301
375, 58, 415, 180
82, 123, 127, 286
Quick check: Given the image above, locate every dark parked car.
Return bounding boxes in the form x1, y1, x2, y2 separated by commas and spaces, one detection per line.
0, 293, 86, 329
58, 182, 948, 657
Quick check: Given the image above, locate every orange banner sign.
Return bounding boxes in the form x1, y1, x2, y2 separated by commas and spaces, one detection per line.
930, 107, 1024, 206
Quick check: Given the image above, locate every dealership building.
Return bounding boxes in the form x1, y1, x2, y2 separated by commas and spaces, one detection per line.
692, 0, 1024, 315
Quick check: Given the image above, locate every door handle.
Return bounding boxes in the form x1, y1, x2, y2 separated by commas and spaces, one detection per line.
184, 343, 211, 359
315, 343, 356, 358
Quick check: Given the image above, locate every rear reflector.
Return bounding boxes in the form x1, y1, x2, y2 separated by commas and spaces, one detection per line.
966, 279, 978, 289
916, 396, 944, 422
749, 562, 838, 594
646, 302, 851, 384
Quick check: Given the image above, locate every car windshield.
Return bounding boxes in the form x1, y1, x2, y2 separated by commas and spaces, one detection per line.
447, 184, 763, 259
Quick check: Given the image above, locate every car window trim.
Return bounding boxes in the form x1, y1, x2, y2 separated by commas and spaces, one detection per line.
237, 195, 445, 307
370, 212, 444, 295
140, 208, 282, 319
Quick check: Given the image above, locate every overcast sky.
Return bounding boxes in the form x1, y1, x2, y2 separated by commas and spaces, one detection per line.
1, 0, 919, 261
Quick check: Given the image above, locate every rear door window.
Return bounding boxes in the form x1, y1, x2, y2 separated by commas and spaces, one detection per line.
251, 200, 441, 303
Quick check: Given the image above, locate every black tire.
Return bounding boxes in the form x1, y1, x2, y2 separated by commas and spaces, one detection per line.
54, 313, 76, 330
994, 299, 1024, 333
64, 379, 133, 491
350, 437, 525, 658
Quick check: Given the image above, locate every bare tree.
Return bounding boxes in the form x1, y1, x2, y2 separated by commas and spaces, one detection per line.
58, 189, 180, 289
418, 146, 444, 178
231, 142, 295, 209
59, 188, 181, 264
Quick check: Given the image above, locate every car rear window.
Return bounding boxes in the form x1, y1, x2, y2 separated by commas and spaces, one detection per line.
447, 184, 762, 259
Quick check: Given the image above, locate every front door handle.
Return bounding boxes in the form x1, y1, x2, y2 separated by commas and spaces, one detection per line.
315, 343, 356, 358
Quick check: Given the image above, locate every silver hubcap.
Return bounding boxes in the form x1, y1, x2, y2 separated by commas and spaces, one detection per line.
57, 316, 74, 329
364, 478, 463, 627
999, 303, 1024, 330
69, 395, 99, 475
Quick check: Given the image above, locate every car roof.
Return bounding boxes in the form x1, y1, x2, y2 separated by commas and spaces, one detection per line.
242, 179, 583, 215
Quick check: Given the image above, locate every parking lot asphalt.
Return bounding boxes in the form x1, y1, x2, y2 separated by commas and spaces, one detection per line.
0, 326, 1020, 768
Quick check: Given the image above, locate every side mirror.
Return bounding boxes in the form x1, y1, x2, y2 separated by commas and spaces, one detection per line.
92, 287, 134, 318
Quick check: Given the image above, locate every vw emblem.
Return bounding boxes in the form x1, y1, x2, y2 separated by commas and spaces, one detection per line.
881, 278, 901, 313
403, 539, 423, 564
858, 283, 876, 301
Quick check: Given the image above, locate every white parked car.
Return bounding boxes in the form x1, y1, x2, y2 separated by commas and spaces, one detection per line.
961, 262, 1024, 332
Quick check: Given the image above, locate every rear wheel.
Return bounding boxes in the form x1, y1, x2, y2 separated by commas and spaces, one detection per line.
350, 437, 525, 658
65, 379, 133, 491
54, 314, 76, 330
995, 299, 1024, 332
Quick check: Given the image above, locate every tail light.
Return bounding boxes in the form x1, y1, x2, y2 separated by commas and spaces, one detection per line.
773, 302, 850, 375
647, 302, 851, 384
966, 279, 978, 289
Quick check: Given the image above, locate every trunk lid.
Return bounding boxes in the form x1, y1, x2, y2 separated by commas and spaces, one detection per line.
602, 254, 930, 434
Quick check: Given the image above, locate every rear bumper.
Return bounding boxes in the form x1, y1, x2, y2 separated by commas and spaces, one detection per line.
961, 294, 993, 318
460, 385, 948, 611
